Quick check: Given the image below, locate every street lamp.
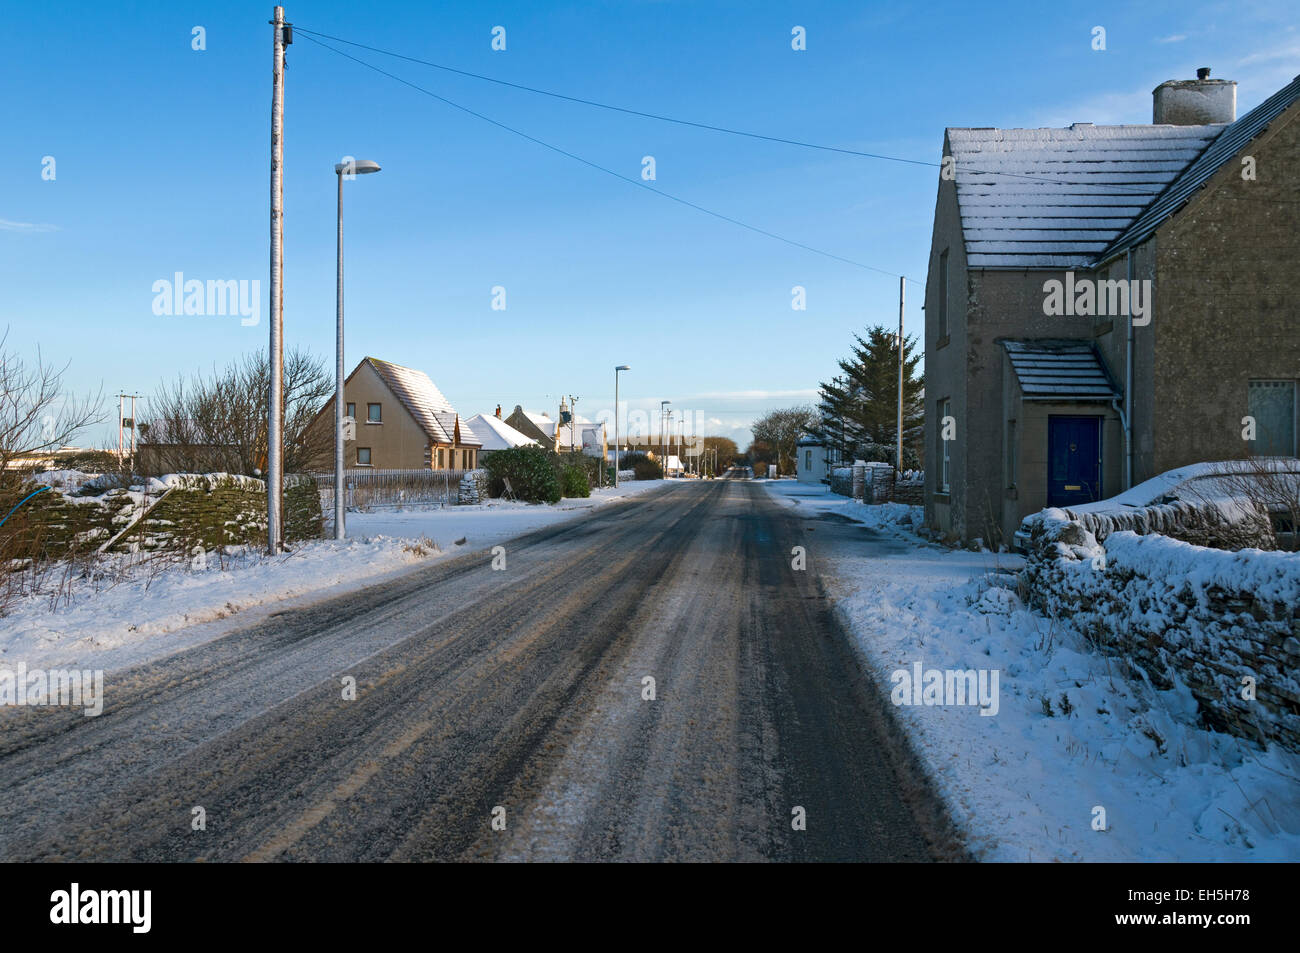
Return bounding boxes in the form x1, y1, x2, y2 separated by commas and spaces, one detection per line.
660, 399, 670, 469
614, 365, 630, 487
333, 158, 381, 540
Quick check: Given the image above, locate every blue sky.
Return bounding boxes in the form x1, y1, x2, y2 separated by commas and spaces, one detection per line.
3, 0, 1296, 448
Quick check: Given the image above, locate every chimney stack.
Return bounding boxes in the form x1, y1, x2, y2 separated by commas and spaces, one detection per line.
1153, 69, 1236, 125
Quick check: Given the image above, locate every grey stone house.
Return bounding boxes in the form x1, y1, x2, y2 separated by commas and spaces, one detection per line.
923, 70, 1300, 545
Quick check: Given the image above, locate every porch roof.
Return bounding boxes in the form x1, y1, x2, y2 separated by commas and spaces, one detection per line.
1002, 340, 1119, 401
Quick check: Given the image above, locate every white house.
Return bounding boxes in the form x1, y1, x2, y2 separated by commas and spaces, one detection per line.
796, 434, 829, 484
463, 413, 538, 457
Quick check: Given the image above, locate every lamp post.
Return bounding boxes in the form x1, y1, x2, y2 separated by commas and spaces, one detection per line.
333, 158, 381, 540
660, 400, 670, 469
614, 365, 630, 487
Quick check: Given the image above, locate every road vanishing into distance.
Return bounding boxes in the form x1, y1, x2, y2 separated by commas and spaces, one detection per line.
0, 479, 964, 862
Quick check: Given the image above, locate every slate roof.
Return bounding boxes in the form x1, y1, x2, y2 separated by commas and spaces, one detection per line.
948, 124, 1222, 268
364, 357, 480, 447
1002, 341, 1119, 401
1101, 74, 1300, 259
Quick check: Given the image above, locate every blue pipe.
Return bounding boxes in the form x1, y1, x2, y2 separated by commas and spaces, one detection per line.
0, 485, 52, 529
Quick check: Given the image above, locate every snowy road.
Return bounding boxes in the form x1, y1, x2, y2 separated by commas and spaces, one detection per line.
0, 480, 961, 862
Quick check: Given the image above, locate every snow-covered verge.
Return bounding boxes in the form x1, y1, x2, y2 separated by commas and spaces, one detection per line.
765, 479, 1300, 861
1, 479, 667, 672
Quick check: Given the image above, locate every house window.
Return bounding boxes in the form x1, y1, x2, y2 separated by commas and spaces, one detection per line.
357, 447, 372, 466
346, 402, 355, 419
367, 403, 382, 423
437, 448, 445, 468
937, 248, 949, 341
465, 450, 475, 470
805, 449, 812, 471
939, 398, 951, 493
1249, 381, 1297, 456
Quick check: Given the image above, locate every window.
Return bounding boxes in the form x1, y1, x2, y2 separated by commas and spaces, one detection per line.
805, 449, 812, 470
939, 398, 951, 493
1249, 381, 1297, 456
367, 403, 382, 423
437, 448, 445, 468
937, 248, 949, 342
346, 402, 355, 419
356, 447, 371, 466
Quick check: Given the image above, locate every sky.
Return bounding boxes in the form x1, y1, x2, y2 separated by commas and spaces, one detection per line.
3, 0, 1297, 449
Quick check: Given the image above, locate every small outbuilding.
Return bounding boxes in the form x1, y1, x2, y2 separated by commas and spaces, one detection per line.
796, 434, 828, 484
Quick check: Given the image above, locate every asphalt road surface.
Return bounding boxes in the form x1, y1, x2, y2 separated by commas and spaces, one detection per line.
0, 480, 964, 862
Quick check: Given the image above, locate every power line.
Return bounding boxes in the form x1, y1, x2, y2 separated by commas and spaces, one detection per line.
297, 32, 919, 282
292, 25, 1161, 195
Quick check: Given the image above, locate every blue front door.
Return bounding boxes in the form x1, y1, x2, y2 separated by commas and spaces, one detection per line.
1047, 416, 1101, 507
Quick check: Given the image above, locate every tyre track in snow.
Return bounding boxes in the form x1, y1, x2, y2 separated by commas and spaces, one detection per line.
0, 480, 963, 862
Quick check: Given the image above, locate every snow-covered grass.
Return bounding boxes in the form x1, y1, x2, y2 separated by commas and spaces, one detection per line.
765, 479, 1300, 862
1, 479, 667, 672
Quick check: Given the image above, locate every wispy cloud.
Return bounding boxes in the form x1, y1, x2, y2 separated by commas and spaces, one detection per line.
688, 388, 819, 401
1157, 34, 1188, 44
0, 218, 59, 233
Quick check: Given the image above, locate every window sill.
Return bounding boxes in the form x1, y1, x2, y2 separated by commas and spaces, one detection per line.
936, 334, 950, 350
364, 420, 383, 425
934, 491, 951, 502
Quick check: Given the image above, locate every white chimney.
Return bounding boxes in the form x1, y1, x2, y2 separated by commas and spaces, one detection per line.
1153, 68, 1236, 125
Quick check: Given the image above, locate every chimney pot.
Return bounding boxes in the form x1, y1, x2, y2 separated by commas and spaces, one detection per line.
1153, 72, 1236, 124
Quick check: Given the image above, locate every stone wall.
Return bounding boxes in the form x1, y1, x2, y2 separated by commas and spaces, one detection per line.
1021, 511, 1300, 751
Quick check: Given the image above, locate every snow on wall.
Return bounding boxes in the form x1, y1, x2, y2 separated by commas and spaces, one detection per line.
1022, 511, 1300, 750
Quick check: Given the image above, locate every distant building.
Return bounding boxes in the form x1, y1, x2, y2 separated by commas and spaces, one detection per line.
795, 434, 829, 484
305, 357, 481, 470
505, 404, 608, 459
463, 413, 537, 457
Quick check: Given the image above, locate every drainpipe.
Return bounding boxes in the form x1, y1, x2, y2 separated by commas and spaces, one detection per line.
1124, 247, 1134, 491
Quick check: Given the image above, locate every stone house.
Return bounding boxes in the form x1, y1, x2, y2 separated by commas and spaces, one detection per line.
923, 70, 1300, 545
505, 404, 608, 459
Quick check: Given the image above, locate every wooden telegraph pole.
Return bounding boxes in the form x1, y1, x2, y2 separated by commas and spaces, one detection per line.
267, 6, 289, 553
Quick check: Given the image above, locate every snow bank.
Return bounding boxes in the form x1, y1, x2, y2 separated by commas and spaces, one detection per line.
768, 480, 1300, 861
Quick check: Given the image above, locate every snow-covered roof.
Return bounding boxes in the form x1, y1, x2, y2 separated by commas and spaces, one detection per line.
522, 411, 556, 437
1102, 74, 1300, 260
364, 357, 479, 446
556, 418, 602, 450
464, 414, 538, 452
1003, 340, 1119, 400
948, 124, 1222, 269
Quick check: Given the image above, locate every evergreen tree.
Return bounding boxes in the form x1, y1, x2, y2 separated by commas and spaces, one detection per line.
813, 326, 924, 468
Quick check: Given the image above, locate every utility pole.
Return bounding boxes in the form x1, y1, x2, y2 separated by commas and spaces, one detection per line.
267, 5, 290, 554
116, 393, 142, 467
897, 276, 905, 478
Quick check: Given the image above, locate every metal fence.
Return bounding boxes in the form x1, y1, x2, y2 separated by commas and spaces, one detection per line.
308, 468, 473, 514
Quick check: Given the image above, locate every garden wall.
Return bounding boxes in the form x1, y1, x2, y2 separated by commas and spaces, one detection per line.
1021, 510, 1300, 751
